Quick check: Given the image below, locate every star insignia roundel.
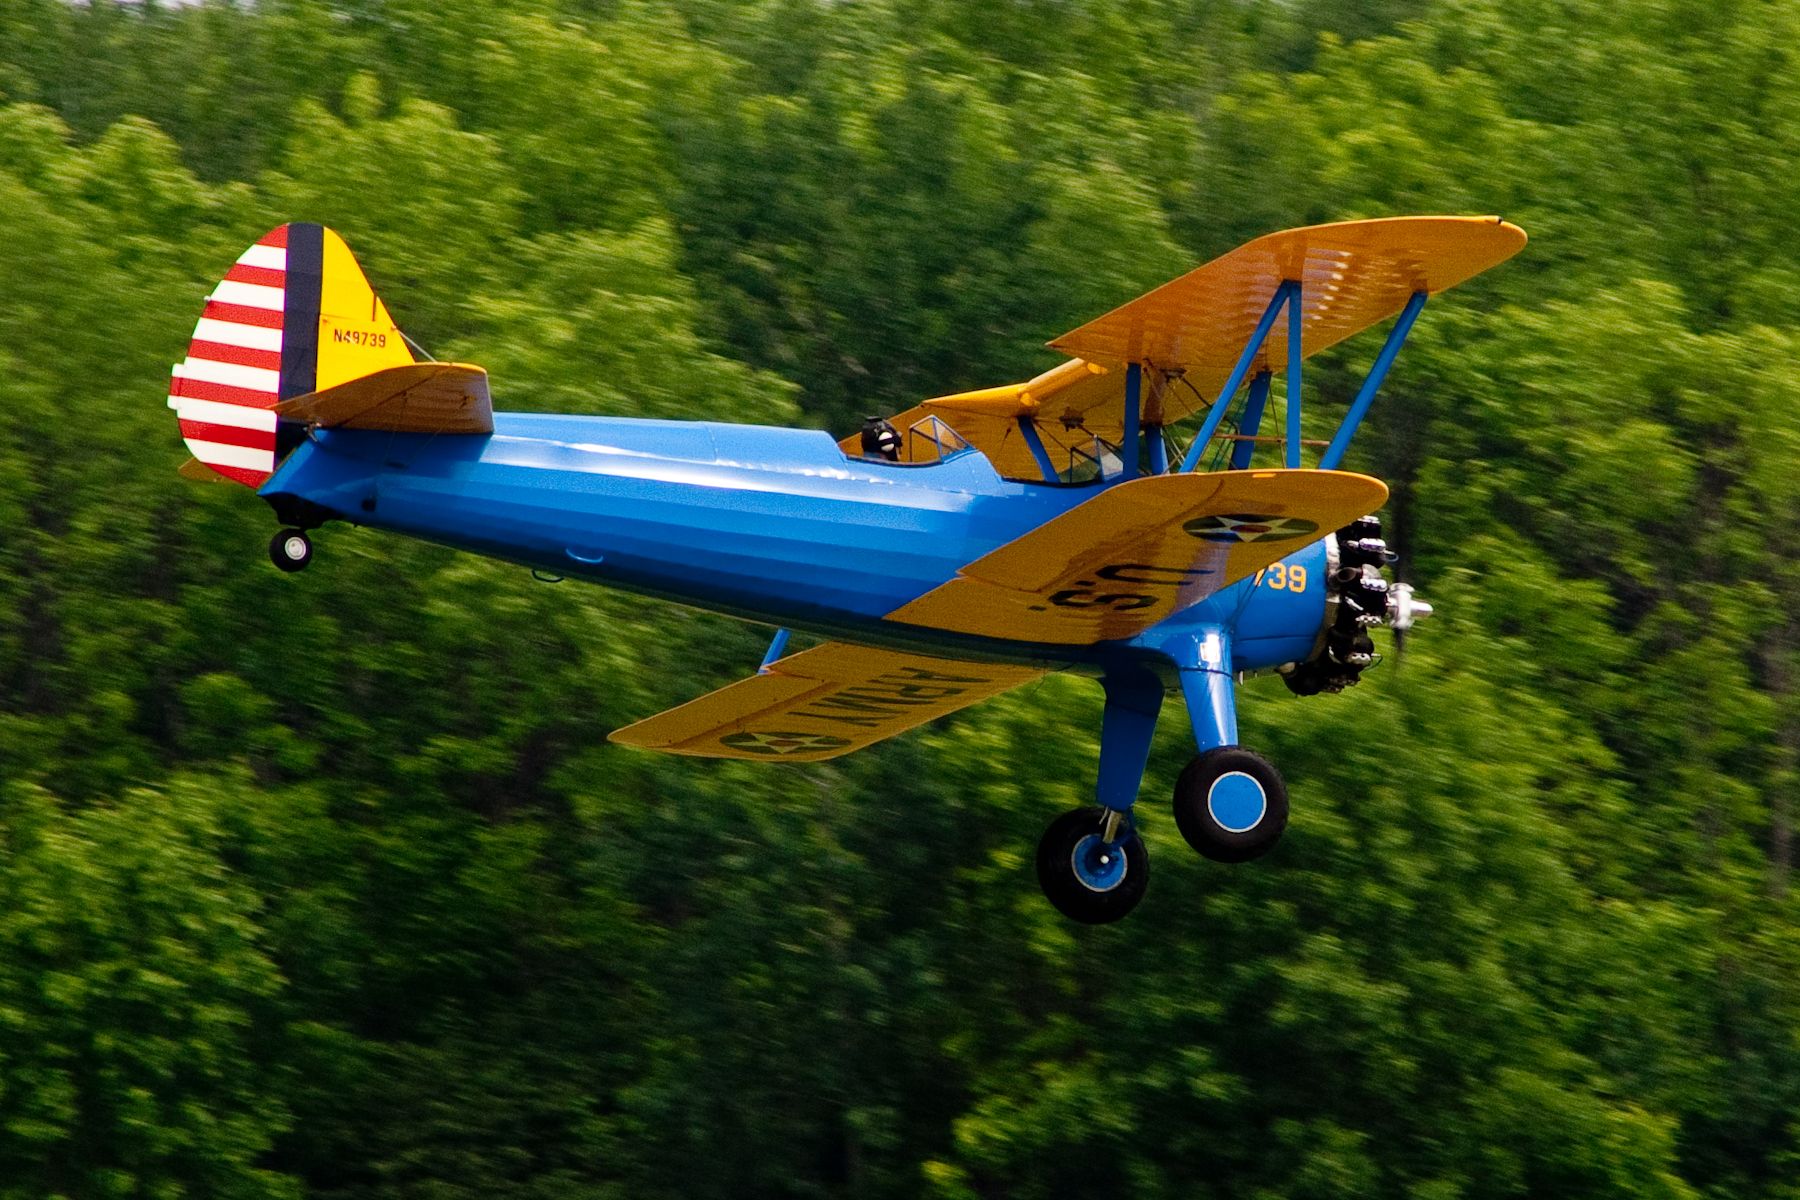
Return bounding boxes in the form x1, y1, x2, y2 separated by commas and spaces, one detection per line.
719, 730, 852, 755
1183, 513, 1320, 543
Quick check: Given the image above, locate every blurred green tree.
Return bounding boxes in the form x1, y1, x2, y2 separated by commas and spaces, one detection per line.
0, 1, 1798, 1196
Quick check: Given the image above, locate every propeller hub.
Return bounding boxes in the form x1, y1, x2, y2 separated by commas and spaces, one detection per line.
1388, 582, 1433, 631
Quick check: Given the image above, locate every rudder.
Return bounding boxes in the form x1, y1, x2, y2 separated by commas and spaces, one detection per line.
169, 223, 415, 487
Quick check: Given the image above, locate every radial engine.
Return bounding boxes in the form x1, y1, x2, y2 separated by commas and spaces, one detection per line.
1279, 515, 1431, 696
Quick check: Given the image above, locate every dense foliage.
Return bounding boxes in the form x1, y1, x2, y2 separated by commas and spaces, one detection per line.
1, 0, 1797, 1195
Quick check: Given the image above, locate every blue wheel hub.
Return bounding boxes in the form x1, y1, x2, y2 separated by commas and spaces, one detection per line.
1207, 771, 1268, 833
1071, 832, 1128, 892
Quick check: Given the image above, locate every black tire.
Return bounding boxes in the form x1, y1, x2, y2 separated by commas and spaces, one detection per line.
1035, 807, 1149, 924
270, 528, 313, 573
1172, 747, 1289, 863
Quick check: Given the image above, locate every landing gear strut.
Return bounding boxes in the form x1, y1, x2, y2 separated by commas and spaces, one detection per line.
1165, 631, 1289, 862
269, 528, 313, 572
1034, 663, 1161, 923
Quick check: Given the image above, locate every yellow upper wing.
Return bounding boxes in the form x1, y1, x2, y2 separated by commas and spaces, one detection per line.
608, 643, 1045, 762
886, 468, 1388, 644
848, 216, 1525, 479
1048, 216, 1526, 401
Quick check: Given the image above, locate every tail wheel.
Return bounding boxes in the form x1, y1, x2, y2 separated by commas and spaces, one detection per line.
1173, 747, 1288, 863
270, 528, 313, 573
1035, 808, 1149, 924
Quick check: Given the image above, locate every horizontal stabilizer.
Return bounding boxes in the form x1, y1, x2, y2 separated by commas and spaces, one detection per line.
886, 469, 1388, 645
177, 456, 233, 483
274, 362, 493, 435
609, 642, 1044, 761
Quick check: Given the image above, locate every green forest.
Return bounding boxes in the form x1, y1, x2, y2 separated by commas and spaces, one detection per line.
2, 0, 1798, 1195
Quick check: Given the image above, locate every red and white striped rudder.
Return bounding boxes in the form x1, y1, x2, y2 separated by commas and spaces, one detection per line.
168, 223, 414, 487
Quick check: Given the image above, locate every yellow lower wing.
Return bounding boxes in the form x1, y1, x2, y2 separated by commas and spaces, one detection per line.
608, 643, 1045, 762
886, 469, 1388, 645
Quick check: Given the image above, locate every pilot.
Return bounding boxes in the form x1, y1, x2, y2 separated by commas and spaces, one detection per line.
860, 416, 901, 462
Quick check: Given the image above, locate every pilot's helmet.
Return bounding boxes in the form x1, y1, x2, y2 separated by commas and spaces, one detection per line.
861, 417, 901, 460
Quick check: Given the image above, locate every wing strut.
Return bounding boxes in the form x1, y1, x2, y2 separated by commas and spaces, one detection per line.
1121, 363, 1142, 480
1180, 280, 1296, 472
1284, 281, 1304, 468
1228, 371, 1273, 470
1173, 282, 1427, 473
1017, 418, 1059, 482
759, 628, 792, 672
1147, 423, 1169, 474
1318, 289, 1427, 469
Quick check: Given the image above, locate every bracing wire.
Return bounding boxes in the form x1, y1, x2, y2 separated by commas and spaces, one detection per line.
400, 330, 438, 362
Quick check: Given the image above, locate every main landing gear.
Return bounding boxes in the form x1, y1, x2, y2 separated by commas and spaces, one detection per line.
269, 528, 314, 572
1172, 746, 1288, 863
1032, 632, 1290, 923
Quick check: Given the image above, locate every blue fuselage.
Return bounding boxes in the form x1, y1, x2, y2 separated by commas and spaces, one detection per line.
263, 414, 1330, 674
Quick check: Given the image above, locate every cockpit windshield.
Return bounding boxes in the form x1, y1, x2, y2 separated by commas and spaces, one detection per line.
904, 415, 971, 463
1055, 436, 1125, 484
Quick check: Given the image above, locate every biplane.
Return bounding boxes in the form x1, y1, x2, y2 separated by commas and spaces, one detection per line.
168, 216, 1524, 922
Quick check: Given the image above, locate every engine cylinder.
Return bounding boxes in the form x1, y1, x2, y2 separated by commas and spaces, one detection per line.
1281, 514, 1402, 696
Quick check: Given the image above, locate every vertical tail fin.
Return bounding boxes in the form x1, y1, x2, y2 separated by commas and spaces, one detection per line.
169, 223, 415, 487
